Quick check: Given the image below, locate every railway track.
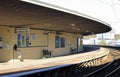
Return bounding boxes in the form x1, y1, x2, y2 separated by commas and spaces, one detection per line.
105, 48, 120, 77
83, 47, 120, 77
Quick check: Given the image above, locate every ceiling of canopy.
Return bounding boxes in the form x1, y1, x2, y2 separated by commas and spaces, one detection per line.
0, 0, 111, 35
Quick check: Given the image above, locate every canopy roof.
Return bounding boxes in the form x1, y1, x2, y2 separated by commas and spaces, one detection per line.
0, 0, 111, 35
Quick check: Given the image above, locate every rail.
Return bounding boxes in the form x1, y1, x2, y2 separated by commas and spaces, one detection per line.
83, 47, 120, 77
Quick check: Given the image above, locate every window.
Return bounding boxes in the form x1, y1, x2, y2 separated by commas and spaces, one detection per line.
55, 36, 60, 48
15, 27, 30, 47
61, 37, 65, 48
17, 33, 29, 47
55, 36, 65, 48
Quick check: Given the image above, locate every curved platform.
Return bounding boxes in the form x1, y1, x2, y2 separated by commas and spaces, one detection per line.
0, 47, 109, 76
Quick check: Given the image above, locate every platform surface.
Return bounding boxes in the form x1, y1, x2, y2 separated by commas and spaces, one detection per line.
0, 48, 109, 76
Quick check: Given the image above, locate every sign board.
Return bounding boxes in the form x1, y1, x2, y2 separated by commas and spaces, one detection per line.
15, 27, 30, 33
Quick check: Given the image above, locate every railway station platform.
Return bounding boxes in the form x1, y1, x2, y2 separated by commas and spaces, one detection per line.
0, 47, 111, 76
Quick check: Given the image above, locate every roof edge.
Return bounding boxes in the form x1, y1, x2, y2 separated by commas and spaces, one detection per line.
21, 0, 111, 27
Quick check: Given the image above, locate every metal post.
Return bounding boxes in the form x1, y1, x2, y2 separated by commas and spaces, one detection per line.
13, 49, 14, 62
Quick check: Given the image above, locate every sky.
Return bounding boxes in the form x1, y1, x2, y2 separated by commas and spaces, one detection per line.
22, 0, 120, 34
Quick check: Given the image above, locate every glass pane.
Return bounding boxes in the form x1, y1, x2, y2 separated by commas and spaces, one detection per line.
61, 37, 65, 48
21, 35, 25, 46
17, 34, 21, 47
26, 33, 29, 46
55, 36, 60, 48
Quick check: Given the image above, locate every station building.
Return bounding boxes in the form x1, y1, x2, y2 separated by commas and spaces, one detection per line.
0, 0, 111, 62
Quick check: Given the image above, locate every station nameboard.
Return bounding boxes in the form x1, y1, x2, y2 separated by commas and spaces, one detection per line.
15, 27, 30, 33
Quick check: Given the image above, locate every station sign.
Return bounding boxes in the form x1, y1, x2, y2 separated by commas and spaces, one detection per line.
15, 27, 30, 33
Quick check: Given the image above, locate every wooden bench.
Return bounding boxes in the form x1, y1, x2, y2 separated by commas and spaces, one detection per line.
42, 50, 51, 58
70, 48, 77, 54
